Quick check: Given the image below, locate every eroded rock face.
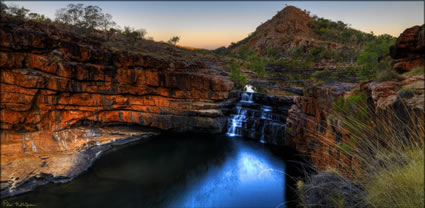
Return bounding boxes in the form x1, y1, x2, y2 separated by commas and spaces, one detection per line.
390, 25, 425, 72
285, 82, 359, 177
0, 17, 233, 197
285, 77, 424, 178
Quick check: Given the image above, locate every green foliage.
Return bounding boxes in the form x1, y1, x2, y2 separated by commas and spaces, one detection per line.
310, 17, 375, 44
356, 35, 396, 80
311, 69, 335, 82
237, 44, 254, 60
265, 48, 281, 59
246, 55, 266, 77
332, 92, 371, 134
366, 149, 424, 208
229, 60, 247, 89
168, 36, 180, 45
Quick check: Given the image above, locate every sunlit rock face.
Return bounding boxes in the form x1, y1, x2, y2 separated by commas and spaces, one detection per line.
0, 17, 233, 197
390, 24, 425, 73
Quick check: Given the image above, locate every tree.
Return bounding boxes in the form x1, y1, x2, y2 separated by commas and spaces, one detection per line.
0, 2, 8, 15
55, 4, 84, 26
168, 36, 180, 45
99, 13, 116, 40
82, 5, 103, 29
55, 3, 117, 32
7, 4, 29, 18
356, 34, 396, 80
136, 29, 147, 39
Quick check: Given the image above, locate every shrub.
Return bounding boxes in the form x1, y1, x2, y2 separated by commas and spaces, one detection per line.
168, 36, 180, 45
229, 60, 247, 89
403, 66, 424, 76
311, 68, 335, 82
123, 27, 147, 43
375, 68, 400, 82
246, 55, 266, 77
237, 44, 254, 60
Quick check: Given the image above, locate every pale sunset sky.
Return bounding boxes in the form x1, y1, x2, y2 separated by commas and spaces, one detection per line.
5, 1, 424, 49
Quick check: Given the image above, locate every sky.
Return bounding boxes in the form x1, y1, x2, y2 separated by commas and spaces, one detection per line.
5, 1, 424, 49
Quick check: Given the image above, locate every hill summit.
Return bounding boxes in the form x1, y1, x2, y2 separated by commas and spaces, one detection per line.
229, 6, 316, 54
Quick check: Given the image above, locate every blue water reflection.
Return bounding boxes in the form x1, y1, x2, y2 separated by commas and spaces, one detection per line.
8, 134, 287, 208
168, 138, 286, 208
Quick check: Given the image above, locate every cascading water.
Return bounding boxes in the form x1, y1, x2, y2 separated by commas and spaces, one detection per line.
226, 89, 291, 145
240, 92, 254, 103
227, 105, 247, 137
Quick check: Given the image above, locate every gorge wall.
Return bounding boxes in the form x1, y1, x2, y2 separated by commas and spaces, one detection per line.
390, 25, 425, 73
0, 17, 232, 197
1, 15, 423, 199
285, 24, 425, 177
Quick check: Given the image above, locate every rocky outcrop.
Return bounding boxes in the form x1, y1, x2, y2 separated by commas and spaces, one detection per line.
0, 17, 233, 197
300, 171, 365, 208
285, 82, 359, 177
390, 25, 425, 72
285, 76, 424, 178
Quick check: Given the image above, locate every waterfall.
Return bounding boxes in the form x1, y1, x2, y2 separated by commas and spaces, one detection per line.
240, 92, 253, 103
227, 106, 247, 137
226, 90, 290, 145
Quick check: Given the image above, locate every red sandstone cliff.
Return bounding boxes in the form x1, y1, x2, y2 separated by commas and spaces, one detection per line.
0, 16, 233, 197
390, 24, 425, 72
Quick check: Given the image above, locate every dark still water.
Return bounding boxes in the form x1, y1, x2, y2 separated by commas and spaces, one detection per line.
9, 134, 300, 208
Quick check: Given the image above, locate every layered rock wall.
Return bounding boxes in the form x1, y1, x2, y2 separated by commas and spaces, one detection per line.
0, 17, 232, 197
285, 76, 424, 178
390, 24, 425, 72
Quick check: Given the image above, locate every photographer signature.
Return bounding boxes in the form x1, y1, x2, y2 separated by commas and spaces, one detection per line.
2, 200, 37, 208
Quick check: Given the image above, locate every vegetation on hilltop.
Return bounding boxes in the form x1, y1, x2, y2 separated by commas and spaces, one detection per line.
215, 6, 398, 87
0, 2, 231, 66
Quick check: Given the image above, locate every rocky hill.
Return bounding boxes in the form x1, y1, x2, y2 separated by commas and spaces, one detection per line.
224, 6, 387, 73
231, 6, 315, 54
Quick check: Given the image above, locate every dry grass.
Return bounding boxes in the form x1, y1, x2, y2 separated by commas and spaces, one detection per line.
300, 91, 424, 207
403, 66, 425, 76
365, 148, 424, 208
333, 94, 424, 207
